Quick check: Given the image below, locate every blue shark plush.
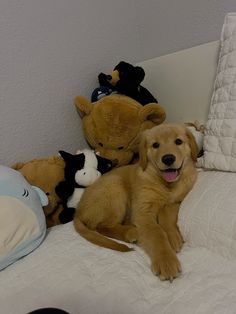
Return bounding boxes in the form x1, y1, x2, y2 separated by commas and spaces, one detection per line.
0, 165, 47, 270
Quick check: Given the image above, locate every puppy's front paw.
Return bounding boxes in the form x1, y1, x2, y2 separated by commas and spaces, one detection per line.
151, 251, 182, 282
166, 228, 184, 252
126, 227, 138, 244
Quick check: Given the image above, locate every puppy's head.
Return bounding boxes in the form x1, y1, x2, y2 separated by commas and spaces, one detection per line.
139, 124, 198, 183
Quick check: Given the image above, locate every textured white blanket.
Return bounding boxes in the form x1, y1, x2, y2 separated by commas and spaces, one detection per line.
1, 170, 236, 314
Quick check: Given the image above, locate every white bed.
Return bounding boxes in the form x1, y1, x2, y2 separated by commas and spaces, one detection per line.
2, 170, 236, 314
2, 15, 236, 314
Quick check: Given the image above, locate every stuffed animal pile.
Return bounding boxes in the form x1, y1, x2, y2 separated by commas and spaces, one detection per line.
11, 149, 114, 227
10, 61, 166, 228
55, 149, 113, 224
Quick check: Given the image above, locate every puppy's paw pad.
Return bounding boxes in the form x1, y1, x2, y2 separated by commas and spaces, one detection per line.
151, 254, 182, 282
126, 228, 138, 243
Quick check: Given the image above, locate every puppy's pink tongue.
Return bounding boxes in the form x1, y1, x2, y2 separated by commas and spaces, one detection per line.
161, 170, 178, 182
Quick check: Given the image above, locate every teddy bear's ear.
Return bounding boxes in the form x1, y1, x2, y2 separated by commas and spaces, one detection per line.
139, 103, 166, 125
134, 66, 145, 84
74, 96, 93, 118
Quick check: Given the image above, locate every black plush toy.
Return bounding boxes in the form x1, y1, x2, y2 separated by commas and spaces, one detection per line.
55, 149, 113, 224
91, 61, 158, 105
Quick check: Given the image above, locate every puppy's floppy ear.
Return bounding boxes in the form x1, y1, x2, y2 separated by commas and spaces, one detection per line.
185, 128, 199, 162
139, 131, 148, 171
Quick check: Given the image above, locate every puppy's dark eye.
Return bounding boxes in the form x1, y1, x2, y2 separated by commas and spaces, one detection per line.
152, 142, 160, 149
118, 146, 124, 150
99, 142, 103, 147
175, 138, 183, 145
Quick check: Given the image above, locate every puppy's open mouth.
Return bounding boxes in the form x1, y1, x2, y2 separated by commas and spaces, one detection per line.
160, 164, 183, 182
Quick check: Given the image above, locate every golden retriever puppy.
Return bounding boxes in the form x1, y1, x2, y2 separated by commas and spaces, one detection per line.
74, 124, 198, 281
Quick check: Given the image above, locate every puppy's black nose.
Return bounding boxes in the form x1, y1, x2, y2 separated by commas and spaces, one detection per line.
162, 154, 176, 166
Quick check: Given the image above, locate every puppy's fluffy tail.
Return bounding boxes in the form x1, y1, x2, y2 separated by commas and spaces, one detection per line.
11, 162, 25, 170
74, 218, 133, 252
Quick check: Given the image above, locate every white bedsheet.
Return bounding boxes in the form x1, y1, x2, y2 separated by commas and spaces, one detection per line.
1, 170, 236, 314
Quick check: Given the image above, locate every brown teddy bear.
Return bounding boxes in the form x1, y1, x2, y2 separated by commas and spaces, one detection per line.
12, 156, 65, 227
74, 94, 166, 167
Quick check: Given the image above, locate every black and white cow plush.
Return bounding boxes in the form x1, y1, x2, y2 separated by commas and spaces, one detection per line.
56, 149, 113, 224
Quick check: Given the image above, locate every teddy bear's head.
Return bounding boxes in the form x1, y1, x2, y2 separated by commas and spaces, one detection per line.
109, 61, 145, 87
97, 61, 158, 105
74, 94, 166, 167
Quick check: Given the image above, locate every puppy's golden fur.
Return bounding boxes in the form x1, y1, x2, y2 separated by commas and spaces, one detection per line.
74, 124, 198, 280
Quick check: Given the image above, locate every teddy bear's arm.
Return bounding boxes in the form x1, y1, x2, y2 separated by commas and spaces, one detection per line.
138, 86, 158, 104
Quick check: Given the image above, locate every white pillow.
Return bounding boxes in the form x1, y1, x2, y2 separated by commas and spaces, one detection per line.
200, 13, 236, 171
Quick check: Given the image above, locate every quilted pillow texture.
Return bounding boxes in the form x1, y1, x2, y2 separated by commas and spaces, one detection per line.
200, 13, 236, 171
0, 165, 47, 270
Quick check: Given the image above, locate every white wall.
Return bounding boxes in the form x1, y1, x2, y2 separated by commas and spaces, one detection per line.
135, 0, 236, 60
0, 0, 140, 165
1, 0, 236, 165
